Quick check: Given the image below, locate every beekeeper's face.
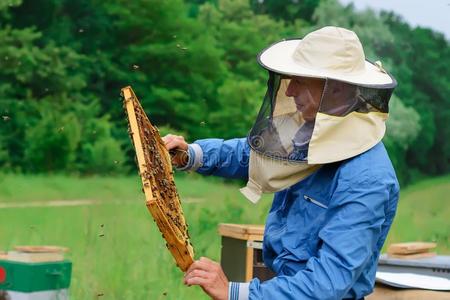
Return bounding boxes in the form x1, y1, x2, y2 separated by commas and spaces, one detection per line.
285, 76, 325, 122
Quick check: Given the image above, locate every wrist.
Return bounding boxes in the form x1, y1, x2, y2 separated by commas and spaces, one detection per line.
176, 144, 203, 171
228, 282, 249, 300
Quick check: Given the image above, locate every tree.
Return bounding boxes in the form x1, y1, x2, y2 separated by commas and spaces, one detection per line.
383, 95, 421, 183
251, 0, 320, 23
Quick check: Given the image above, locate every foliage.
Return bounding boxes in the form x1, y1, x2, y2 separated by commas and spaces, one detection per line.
209, 79, 264, 139
23, 100, 82, 172
250, 0, 320, 23
380, 13, 450, 175
383, 95, 421, 183
0, 0, 448, 185
79, 115, 127, 175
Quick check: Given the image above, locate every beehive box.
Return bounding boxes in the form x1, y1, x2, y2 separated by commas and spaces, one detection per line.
0, 260, 71, 300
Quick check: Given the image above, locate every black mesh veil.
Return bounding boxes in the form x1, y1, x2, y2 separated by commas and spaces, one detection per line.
318, 79, 395, 116
247, 70, 396, 163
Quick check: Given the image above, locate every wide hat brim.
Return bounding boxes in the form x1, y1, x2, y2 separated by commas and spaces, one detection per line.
258, 39, 396, 88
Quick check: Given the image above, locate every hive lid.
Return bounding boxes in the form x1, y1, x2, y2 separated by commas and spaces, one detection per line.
218, 223, 265, 241
14, 246, 68, 253
388, 242, 436, 255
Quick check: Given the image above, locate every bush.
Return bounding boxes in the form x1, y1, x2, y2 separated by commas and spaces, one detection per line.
79, 116, 127, 175
81, 136, 127, 175
23, 105, 81, 172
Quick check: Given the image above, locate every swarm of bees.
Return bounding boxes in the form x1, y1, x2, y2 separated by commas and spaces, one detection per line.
122, 86, 194, 272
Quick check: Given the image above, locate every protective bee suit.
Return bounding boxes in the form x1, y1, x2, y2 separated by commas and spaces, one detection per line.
180, 26, 400, 300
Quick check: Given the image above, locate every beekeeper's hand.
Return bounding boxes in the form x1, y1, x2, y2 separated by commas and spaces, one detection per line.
162, 134, 189, 167
184, 257, 228, 300
184, 257, 229, 300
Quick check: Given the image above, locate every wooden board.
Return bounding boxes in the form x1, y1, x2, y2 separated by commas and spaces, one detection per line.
368, 283, 450, 300
218, 223, 264, 241
6, 251, 64, 262
388, 242, 437, 255
122, 86, 194, 272
245, 246, 254, 281
14, 246, 68, 253
388, 252, 437, 260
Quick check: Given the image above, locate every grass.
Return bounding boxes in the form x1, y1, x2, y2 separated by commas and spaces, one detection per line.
0, 172, 448, 299
0, 173, 147, 203
384, 174, 450, 253
0, 172, 272, 299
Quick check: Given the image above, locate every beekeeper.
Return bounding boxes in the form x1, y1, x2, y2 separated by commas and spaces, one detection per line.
164, 26, 400, 300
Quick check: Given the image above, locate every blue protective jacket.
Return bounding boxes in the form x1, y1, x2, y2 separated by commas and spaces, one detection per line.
187, 137, 399, 300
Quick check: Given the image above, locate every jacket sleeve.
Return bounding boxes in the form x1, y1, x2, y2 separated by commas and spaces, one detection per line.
185, 138, 250, 180
248, 172, 394, 300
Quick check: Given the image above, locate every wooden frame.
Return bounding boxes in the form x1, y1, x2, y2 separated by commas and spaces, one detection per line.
122, 86, 194, 272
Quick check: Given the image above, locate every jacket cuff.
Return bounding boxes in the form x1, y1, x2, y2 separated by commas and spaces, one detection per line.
228, 282, 249, 300
175, 143, 203, 171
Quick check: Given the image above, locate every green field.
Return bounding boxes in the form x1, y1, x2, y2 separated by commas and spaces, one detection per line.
0, 173, 448, 299
384, 175, 450, 253
0, 173, 272, 299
